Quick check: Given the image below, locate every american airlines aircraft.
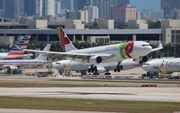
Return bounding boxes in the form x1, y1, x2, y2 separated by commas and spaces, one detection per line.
142, 58, 180, 74
0, 44, 51, 70
24, 27, 155, 67
0, 34, 32, 60
52, 59, 141, 75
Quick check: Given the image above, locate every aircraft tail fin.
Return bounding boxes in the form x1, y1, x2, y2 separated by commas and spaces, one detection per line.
7, 34, 32, 56
35, 44, 51, 60
57, 27, 77, 52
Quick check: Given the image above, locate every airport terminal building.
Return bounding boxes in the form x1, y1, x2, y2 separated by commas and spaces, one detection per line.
0, 29, 162, 46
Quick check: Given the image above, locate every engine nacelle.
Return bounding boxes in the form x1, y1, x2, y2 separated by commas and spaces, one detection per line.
89, 56, 102, 64
10, 66, 18, 70
96, 67, 106, 73
142, 56, 148, 62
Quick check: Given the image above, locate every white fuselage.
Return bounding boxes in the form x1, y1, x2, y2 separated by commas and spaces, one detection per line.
0, 53, 31, 60
53, 59, 140, 73
66, 42, 152, 63
142, 58, 180, 73
0, 60, 47, 68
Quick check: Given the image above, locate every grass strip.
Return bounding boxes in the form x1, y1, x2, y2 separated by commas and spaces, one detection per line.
0, 82, 116, 87
0, 97, 179, 113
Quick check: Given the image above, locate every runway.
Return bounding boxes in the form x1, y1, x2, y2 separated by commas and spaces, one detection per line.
0, 87, 180, 103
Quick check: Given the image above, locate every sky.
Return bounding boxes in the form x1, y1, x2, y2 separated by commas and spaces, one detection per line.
130, 0, 161, 12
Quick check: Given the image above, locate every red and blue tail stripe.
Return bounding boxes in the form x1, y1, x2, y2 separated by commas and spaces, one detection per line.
7, 34, 32, 56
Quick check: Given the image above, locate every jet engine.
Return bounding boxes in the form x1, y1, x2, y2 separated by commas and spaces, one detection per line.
10, 66, 18, 70
142, 56, 148, 62
89, 56, 102, 64
139, 56, 148, 64
96, 67, 106, 73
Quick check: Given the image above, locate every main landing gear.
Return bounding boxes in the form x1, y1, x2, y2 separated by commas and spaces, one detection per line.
114, 62, 122, 72
88, 65, 99, 75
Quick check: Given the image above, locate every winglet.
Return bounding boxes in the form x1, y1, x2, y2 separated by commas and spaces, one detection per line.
151, 42, 163, 52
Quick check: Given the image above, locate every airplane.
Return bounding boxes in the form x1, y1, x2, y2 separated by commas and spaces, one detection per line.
141, 57, 180, 74
24, 27, 161, 73
52, 58, 142, 75
52, 27, 162, 75
0, 34, 33, 60
0, 44, 51, 70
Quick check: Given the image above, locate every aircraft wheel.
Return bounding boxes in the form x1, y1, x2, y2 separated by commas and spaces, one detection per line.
105, 73, 111, 75
58, 70, 62, 75
117, 68, 121, 72
94, 73, 99, 75
94, 66, 98, 73
114, 68, 117, 72
90, 66, 94, 72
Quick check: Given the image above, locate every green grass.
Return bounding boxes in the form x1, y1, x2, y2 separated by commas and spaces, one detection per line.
0, 82, 118, 87
0, 97, 179, 113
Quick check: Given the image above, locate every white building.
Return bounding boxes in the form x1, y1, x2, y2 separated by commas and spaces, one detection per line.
84, 5, 99, 22
45, 0, 55, 16
65, 10, 88, 23
36, 0, 56, 17
65, 20, 84, 29
161, 19, 180, 44
28, 20, 48, 29
98, 19, 114, 29
128, 19, 148, 29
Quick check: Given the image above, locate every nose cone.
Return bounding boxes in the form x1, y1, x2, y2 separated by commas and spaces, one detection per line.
52, 62, 58, 69
142, 46, 152, 56
141, 64, 151, 71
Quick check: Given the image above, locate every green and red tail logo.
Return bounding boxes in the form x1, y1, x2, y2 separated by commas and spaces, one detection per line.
57, 27, 70, 52
119, 42, 134, 59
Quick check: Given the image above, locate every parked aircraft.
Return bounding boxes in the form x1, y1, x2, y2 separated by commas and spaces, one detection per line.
0, 34, 32, 60
0, 44, 51, 70
142, 58, 180, 74
24, 27, 157, 70
53, 58, 142, 75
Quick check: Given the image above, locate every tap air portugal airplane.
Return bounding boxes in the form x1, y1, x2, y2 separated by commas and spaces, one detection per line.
0, 34, 32, 60
24, 27, 160, 66
0, 44, 51, 70
142, 58, 180, 74
53, 59, 142, 75
53, 28, 163, 75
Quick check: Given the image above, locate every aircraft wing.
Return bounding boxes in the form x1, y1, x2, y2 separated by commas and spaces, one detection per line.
151, 42, 163, 52
24, 49, 114, 61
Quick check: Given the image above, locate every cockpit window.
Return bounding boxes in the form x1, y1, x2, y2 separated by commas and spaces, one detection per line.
142, 44, 150, 46
56, 63, 61, 65
143, 63, 149, 65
